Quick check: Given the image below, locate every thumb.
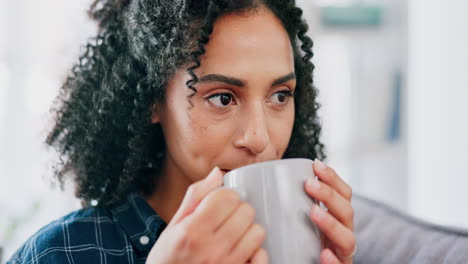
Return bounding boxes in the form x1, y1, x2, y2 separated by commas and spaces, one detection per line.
169, 167, 223, 226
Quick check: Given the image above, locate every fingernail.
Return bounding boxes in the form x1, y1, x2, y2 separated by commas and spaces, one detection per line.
314, 158, 327, 171
313, 204, 325, 220
307, 178, 320, 191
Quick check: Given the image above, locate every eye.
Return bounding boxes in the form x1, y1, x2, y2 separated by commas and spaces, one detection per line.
207, 93, 236, 107
270, 90, 293, 104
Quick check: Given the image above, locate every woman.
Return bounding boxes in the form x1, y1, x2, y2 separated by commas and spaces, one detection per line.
8, 0, 356, 263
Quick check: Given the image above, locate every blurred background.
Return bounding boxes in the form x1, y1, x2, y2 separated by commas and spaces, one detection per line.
0, 0, 467, 262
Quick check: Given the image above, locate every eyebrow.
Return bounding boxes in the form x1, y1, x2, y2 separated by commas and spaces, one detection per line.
198, 72, 296, 88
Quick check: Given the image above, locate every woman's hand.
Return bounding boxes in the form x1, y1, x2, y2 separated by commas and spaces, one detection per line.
146, 167, 268, 264
304, 159, 356, 264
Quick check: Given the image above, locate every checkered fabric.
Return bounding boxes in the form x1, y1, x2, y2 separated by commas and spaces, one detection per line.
7, 192, 167, 264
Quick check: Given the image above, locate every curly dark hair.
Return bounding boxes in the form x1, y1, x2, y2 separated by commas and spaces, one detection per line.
46, 0, 326, 208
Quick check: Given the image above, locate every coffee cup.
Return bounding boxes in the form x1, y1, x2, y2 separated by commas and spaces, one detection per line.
223, 158, 321, 264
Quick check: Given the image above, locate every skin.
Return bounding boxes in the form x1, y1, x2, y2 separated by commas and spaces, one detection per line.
146, 6, 355, 264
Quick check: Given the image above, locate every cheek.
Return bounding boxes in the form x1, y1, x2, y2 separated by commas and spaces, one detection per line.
165, 105, 232, 179
188, 111, 233, 160
270, 104, 295, 156
168, 110, 207, 159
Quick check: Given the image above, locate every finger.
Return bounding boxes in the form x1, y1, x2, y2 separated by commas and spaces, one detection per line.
305, 178, 354, 230
310, 205, 356, 259
250, 248, 268, 264
184, 188, 242, 233
215, 202, 255, 247
320, 248, 341, 264
170, 167, 223, 226
230, 224, 266, 263
313, 159, 352, 201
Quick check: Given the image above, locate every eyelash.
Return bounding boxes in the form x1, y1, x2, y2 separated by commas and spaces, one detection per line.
206, 89, 294, 108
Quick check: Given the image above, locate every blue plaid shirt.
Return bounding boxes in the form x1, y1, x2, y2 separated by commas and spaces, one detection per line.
7, 192, 167, 264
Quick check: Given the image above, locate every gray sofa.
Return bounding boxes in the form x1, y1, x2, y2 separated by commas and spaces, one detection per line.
353, 195, 468, 263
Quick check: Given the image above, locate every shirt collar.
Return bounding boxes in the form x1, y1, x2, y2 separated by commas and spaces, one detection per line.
110, 192, 167, 252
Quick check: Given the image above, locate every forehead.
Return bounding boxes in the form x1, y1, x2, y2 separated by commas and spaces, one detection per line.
198, 8, 295, 78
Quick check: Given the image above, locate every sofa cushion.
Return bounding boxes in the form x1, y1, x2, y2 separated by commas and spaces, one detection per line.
353, 195, 468, 264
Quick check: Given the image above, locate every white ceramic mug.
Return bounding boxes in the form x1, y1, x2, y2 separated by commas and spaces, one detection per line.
223, 158, 321, 264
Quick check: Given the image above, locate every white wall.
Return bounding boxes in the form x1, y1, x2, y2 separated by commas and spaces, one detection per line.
0, 0, 95, 261
408, 0, 468, 228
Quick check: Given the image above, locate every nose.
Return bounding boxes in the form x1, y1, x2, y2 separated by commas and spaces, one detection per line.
233, 104, 270, 155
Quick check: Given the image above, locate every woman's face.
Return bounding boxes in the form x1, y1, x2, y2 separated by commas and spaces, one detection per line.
152, 8, 296, 183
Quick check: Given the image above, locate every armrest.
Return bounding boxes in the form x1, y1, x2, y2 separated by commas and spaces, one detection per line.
353, 194, 468, 264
